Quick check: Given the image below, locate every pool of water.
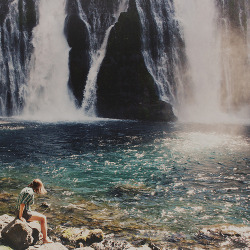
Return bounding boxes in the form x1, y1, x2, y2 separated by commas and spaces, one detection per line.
0, 118, 249, 240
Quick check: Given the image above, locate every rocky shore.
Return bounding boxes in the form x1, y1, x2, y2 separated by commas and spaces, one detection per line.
1, 182, 249, 249
0, 213, 249, 250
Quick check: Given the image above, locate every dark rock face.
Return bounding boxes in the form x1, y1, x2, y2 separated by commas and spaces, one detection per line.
65, 1, 90, 107
18, 0, 37, 34
96, 0, 176, 121
0, 0, 13, 26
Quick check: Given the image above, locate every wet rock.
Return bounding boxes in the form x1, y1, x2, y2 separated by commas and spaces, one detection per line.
65, 1, 90, 107
91, 237, 133, 250
1, 215, 41, 250
109, 184, 150, 198
40, 202, 51, 209
61, 227, 104, 247
166, 233, 186, 243
195, 224, 250, 249
148, 242, 161, 250
0, 193, 12, 203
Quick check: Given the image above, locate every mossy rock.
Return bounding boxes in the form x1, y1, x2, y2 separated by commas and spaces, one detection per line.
61, 227, 104, 247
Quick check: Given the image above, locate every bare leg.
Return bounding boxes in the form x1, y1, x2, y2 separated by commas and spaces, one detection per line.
28, 211, 52, 243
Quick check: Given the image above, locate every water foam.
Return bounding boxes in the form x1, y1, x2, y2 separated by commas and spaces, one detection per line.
21, 0, 84, 122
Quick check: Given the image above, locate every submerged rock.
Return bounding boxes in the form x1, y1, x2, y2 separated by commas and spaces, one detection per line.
109, 184, 150, 198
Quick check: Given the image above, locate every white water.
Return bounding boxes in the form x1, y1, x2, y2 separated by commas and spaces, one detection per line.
0, 0, 30, 116
21, 0, 82, 122
135, 0, 177, 104
245, 0, 250, 65
174, 0, 222, 123
77, 0, 129, 116
174, 0, 250, 124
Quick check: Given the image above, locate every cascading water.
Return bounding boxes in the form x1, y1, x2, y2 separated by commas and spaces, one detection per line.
22, 0, 81, 121
247, 0, 250, 63
219, 0, 250, 119
0, 0, 31, 116
174, 0, 222, 123
135, 0, 179, 104
174, 0, 250, 123
76, 0, 129, 116
248, 8, 250, 63
0, 0, 249, 123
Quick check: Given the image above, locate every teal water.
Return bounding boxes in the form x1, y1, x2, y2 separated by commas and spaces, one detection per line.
0, 118, 249, 239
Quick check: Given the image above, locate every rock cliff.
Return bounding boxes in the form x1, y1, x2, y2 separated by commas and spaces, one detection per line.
96, 0, 176, 121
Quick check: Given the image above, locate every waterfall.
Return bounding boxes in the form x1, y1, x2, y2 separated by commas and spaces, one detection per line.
0, 0, 249, 122
174, 0, 250, 122
76, 0, 129, 116
22, 0, 80, 121
174, 0, 222, 122
247, 1, 250, 63
218, 0, 250, 119
0, 0, 31, 116
135, 0, 178, 104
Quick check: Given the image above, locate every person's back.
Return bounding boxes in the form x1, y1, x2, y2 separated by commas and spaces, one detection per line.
17, 187, 34, 211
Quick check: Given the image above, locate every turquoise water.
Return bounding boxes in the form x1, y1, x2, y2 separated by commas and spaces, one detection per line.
0, 118, 249, 239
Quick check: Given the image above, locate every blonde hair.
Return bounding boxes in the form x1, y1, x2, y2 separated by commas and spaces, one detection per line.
28, 179, 47, 195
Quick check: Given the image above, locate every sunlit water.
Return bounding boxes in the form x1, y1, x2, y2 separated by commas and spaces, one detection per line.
0, 119, 249, 241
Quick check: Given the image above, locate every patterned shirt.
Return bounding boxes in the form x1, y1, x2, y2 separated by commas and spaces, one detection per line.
17, 187, 34, 211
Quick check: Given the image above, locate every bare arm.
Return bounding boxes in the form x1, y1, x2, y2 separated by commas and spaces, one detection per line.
19, 203, 26, 222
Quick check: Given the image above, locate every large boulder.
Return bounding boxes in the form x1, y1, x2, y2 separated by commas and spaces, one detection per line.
1, 215, 40, 250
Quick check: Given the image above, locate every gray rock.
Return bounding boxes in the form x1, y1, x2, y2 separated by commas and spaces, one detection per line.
0, 214, 13, 238
91, 237, 133, 250
27, 242, 68, 250
195, 224, 250, 249
61, 227, 104, 248
1, 215, 41, 250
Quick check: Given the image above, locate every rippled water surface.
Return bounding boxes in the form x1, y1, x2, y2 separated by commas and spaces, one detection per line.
0, 118, 249, 239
